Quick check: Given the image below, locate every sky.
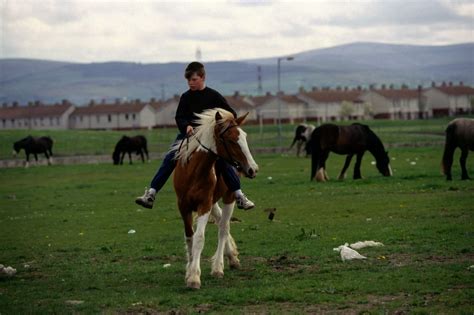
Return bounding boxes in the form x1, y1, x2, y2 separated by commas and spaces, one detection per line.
1, 0, 473, 63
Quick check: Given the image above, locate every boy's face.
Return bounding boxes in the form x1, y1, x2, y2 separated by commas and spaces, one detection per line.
187, 73, 205, 91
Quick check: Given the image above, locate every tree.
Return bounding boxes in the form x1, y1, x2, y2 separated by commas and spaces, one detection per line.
339, 101, 354, 120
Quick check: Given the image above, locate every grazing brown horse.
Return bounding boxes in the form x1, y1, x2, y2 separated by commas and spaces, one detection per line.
442, 118, 474, 180
112, 135, 149, 165
13, 136, 53, 167
307, 123, 392, 181
172, 109, 258, 289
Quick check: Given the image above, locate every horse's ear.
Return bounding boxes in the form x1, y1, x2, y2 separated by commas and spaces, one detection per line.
236, 112, 249, 126
215, 111, 222, 122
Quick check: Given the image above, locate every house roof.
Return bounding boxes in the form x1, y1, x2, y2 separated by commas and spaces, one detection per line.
0, 103, 73, 119
301, 90, 363, 103
149, 95, 180, 111
374, 88, 421, 100
71, 102, 148, 115
248, 94, 275, 107
224, 95, 254, 110
435, 85, 474, 96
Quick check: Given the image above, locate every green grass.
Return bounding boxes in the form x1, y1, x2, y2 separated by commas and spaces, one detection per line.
0, 116, 464, 160
1, 138, 473, 313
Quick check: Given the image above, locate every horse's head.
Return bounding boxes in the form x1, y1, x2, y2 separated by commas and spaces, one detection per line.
12, 136, 31, 156
376, 151, 392, 177
112, 150, 120, 165
215, 111, 259, 178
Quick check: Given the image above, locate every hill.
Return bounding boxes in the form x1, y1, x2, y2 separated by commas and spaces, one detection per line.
0, 42, 472, 105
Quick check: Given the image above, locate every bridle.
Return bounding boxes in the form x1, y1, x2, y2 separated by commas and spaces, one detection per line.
180, 123, 243, 170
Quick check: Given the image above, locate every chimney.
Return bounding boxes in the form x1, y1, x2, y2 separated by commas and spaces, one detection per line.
417, 85, 422, 92
344, 86, 349, 91
431, 82, 436, 87
449, 81, 453, 86
34, 100, 41, 106
233, 91, 240, 97
266, 91, 271, 96
115, 98, 121, 105
311, 86, 319, 92
89, 100, 96, 107
299, 86, 306, 93
101, 99, 106, 104
357, 86, 362, 91
389, 84, 394, 89
12, 101, 18, 107
381, 84, 386, 90
441, 81, 447, 87
336, 86, 341, 91
459, 81, 464, 86
150, 97, 156, 104
62, 99, 69, 106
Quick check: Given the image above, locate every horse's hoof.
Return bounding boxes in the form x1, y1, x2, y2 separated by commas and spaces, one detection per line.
211, 270, 224, 278
187, 280, 201, 289
229, 260, 241, 269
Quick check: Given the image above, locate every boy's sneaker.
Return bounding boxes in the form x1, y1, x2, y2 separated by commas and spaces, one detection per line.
135, 188, 155, 209
236, 194, 255, 210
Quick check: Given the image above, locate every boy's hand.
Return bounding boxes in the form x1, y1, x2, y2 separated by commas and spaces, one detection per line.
186, 125, 194, 136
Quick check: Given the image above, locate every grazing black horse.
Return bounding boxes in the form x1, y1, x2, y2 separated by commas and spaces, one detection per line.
307, 123, 392, 181
442, 118, 474, 180
289, 123, 315, 157
13, 136, 54, 167
112, 135, 149, 165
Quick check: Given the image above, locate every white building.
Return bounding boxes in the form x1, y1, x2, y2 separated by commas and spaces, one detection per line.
423, 82, 474, 117
69, 100, 155, 130
0, 101, 75, 130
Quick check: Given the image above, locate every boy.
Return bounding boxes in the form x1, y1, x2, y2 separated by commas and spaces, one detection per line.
135, 61, 255, 210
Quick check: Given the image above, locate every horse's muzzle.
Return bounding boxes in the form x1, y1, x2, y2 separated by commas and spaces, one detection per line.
244, 166, 258, 179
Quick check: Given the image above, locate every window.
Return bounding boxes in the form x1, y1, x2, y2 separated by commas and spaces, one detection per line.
132, 113, 136, 120
108, 114, 112, 122
125, 114, 129, 120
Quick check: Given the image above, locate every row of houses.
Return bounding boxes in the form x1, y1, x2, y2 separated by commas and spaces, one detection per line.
1, 81, 473, 130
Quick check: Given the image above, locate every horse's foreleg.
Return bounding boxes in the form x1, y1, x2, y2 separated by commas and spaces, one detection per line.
25, 153, 30, 168
34, 153, 38, 165
187, 211, 210, 289
128, 152, 132, 164
460, 149, 470, 180
296, 141, 303, 157
353, 152, 364, 179
442, 143, 455, 180
44, 151, 51, 165
138, 150, 145, 163
120, 152, 125, 165
222, 202, 240, 269
338, 154, 353, 180
316, 151, 330, 182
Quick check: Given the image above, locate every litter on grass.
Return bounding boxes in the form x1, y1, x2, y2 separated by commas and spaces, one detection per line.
333, 243, 366, 261
333, 240, 384, 261
349, 240, 384, 249
0, 264, 17, 277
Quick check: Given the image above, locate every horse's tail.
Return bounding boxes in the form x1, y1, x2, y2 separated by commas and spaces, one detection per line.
441, 122, 457, 177
309, 127, 322, 180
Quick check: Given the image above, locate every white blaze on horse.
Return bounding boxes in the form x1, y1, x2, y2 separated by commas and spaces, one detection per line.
172, 108, 258, 289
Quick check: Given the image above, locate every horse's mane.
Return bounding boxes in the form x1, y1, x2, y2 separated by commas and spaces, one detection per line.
172, 108, 235, 164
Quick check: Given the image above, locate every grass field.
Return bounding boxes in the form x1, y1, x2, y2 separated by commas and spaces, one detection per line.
1, 120, 473, 314
0, 117, 461, 160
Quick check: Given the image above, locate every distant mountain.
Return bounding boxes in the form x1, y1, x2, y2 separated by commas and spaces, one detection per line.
1, 42, 472, 105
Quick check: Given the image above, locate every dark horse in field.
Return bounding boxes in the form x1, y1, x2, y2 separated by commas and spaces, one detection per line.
307, 123, 392, 181
13, 136, 54, 167
289, 123, 315, 157
112, 135, 149, 165
442, 118, 474, 180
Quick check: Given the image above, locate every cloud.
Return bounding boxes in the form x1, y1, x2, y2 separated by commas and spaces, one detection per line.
1, 0, 472, 63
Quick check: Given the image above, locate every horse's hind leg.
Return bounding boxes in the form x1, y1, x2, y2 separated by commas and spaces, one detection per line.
316, 151, 330, 182
353, 152, 364, 179
128, 152, 133, 164
460, 149, 470, 180
138, 150, 145, 163
338, 154, 353, 180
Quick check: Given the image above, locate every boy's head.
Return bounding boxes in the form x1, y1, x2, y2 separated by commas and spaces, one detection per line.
185, 62, 205, 80
185, 62, 206, 91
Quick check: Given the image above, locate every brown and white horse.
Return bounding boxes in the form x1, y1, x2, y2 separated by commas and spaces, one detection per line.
172, 108, 258, 289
